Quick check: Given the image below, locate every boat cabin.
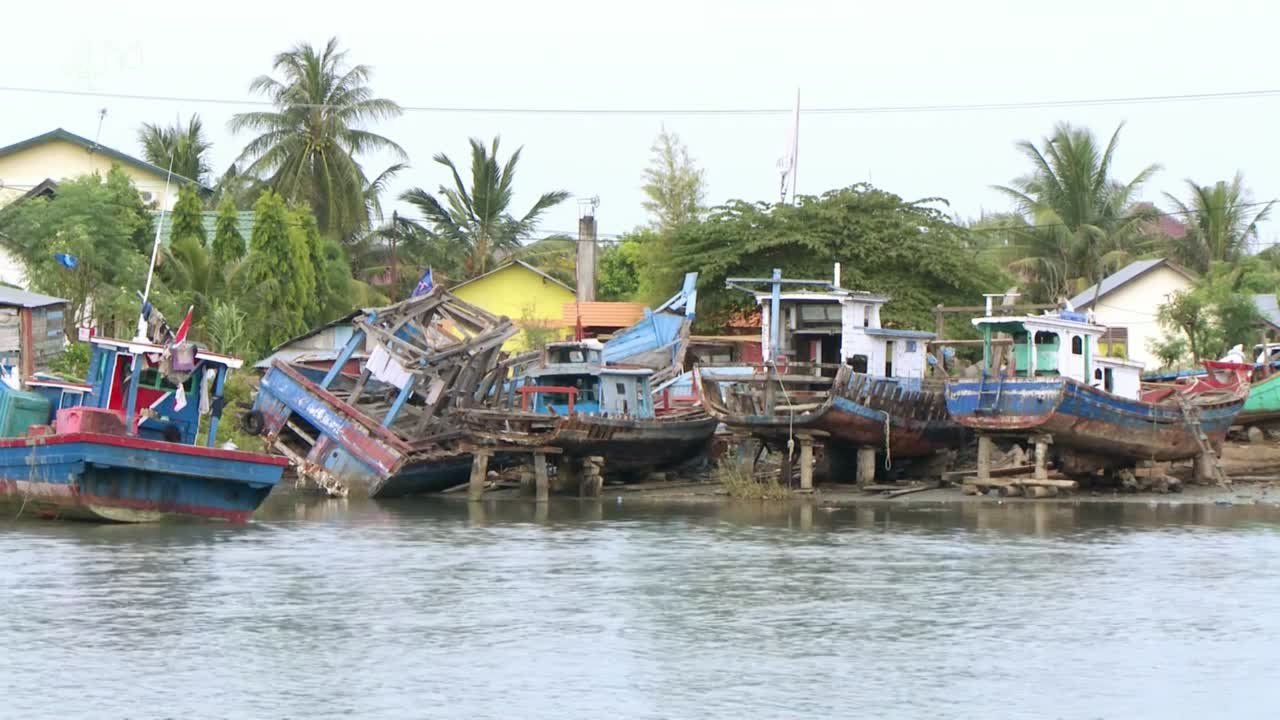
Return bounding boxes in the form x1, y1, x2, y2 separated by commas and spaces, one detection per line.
521, 340, 655, 418
755, 289, 933, 379
76, 336, 242, 446
974, 310, 1146, 399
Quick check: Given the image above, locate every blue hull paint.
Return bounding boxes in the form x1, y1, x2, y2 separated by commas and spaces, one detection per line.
946, 377, 1245, 462
0, 434, 285, 522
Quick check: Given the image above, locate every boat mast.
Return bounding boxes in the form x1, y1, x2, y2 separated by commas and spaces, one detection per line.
124, 158, 176, 436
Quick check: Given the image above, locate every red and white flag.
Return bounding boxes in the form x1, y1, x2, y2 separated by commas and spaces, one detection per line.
173, 305, 193, 344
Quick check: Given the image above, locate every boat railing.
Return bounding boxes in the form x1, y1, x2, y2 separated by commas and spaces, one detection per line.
517, 385, 578, 415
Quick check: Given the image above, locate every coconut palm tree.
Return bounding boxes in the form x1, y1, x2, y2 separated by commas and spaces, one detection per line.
994, 122, 1160, 301
137, 115, 212, 183
400, 137, 569, 279
229, 38, 404, 238
1160, 173, 1274, 274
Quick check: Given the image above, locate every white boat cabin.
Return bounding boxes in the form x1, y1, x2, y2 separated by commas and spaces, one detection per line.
974, 310, 1146, 399
755, 290, 932, 379
523, 340, 655, 418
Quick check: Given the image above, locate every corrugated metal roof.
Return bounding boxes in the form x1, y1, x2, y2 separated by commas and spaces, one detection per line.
1254, 294, 1280, 330
152, 210, 255, 247
561, 302, 646, 328
1069, 258, 1193, 309
0, 286, 65, 308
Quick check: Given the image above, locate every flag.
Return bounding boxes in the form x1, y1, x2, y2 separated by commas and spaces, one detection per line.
54, 253, 78, 269
173, 305, 193, 344
776, 88, 800, 203
411, 268, 435, 297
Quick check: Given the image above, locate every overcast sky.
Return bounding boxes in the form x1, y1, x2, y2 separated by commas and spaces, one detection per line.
3, 0, 1278, 246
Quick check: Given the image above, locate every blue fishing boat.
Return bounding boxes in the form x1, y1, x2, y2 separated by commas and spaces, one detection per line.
0, 335, 287, 522
945, 306, 1251, 473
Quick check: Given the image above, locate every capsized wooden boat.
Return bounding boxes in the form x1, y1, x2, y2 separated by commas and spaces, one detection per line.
246, 289, 519, 498
946, 308, 1252, 468
699, 365, 968, 458
1, 336, 287, 523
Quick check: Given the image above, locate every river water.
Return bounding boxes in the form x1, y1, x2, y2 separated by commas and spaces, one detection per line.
2, 495, 1279, 719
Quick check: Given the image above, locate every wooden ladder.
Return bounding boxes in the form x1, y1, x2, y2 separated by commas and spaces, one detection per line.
1174, 393, 1229, 486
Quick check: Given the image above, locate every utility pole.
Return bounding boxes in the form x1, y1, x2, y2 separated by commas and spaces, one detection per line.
576, 197, 599, 302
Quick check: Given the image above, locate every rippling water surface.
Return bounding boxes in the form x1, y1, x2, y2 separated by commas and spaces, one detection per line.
3, 496, 1280, 719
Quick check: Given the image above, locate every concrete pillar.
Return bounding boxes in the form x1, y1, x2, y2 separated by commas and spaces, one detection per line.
798, 435, 815, 491
1033, 436, 1050, 480
857, 446, 877, 487
468, 450, 491, 501
534, 452, 550, 502
977, 435, 993, 481
581, 456, 604, 497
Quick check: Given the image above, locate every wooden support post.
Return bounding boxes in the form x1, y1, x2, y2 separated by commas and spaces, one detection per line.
798, 435, 814, 491
857, 446, 876, 487
1033, 435, 1051, 480
977, 435, 993, 481
534, 452, 549, 502
1194, 452, 1216, 484
468, 450, 491, 501
556, 456, 579, 495
780, 445, 795, 488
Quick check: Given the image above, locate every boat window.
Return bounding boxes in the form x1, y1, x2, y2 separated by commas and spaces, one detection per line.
616, 382, 626, 395
884, 341, 894, 378
1034, 331, 1058, 345
1094, 369, 1103, 381
1071, 336, 1083, 355
906, 340, 917, 353
849, 354, 869, 373
799, 304, 841, 322
1104, 368, 1114, 393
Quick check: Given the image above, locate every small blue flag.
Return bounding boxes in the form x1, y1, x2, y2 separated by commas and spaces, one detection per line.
411, 267, 434, 298
54, 252, 78, 269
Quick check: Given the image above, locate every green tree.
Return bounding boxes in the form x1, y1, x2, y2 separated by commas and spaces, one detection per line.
137, 115, 212, 183
289, 206, 324, 327
242, 191, 309, 350
160, 235, 220, 338
400, 136, 569, 279
206, 299, 248, 356
212, 195, 246, 265
1154, 259, 1272, 364
0, 167, 158, 337
170, 183, 207, 247
657, 184, 1009, 333
642, 128, 706, 234
230, 38, 404, 238
994, 122, 1160, 302
1159, 173, 1274, 274
597, 234, 644, 300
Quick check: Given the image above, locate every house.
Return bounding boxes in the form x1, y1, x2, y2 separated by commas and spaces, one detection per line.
0, 128, 205, 211
0, 287, 67, 377
1068, 258, 1196, 369
450, 261, 577, 351
254, 311, 364, 377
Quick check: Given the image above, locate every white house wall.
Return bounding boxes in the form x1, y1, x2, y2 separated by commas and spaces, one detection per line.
1086, 266, 1193, 370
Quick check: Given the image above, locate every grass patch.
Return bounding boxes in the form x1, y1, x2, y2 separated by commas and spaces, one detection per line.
715, 460, 791, 500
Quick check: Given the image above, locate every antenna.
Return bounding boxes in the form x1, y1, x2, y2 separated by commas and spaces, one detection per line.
91, 108, 107, 152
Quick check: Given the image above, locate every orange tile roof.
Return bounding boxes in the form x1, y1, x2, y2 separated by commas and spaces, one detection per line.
562, 302, 648, 329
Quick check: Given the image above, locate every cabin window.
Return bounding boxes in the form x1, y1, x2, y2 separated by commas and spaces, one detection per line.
1094, 369, 1103, 381
798, 304, 841, 323
1104, 368, 1115, 393
906, 340, 917, 353
1034, 331, 1058, 345
1071, 336, 1083, 355
884, 341, 894, 377
616, 382, 626, 396
849, 354, 869, 373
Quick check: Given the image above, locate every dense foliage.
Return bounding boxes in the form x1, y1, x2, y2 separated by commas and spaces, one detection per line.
212, 195, 246, 265
137, 115, 212, 183
1154, 259, 1274, 364
642, 129, 706, 234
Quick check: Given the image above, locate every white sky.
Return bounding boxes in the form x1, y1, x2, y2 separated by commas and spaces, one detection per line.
2, 0, 1278, 245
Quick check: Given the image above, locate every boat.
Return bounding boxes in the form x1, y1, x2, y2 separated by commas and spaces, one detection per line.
945, 305, 1252, 473
696, 268, 969, 481
464, 339, 719, 477
246, 289, 519, 498
0, 334, 287, 522
1148, 343, 1280, 430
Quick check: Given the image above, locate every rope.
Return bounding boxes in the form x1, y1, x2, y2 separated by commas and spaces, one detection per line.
882, 410, 892, 470
770, 360, 797, 461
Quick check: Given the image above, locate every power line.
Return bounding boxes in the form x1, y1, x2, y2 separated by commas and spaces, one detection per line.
967, 200, 1279, 234
4, 84, 1280, 116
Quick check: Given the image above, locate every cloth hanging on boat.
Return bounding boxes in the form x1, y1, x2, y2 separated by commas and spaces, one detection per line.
366, 345, 413, 390
199, 369, 215, 416
173, 379, 187, 412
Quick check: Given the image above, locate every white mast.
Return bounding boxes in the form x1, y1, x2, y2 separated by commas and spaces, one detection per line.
134, 157, 175, 342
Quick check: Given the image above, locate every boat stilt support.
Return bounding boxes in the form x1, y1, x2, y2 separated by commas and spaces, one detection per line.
534, 452, 550, 502
798, 435, 815, 491
468, 450, 492, 501
856, 446, 877, 487
581, 456, 604, 497
1032, 435, 1052, 481
976, 435, 994, 481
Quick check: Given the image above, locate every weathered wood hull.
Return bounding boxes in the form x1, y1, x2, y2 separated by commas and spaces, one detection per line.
254, 362, 476, 498
547, 414, 719, 471
945, 376, 1247, 462
0, 433, 286, 523
698, 367, 969, 458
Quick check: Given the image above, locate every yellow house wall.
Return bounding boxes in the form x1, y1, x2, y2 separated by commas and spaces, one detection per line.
451, 265, 576, 351
0, 140, 180, 210
1086, 265, 1193, 369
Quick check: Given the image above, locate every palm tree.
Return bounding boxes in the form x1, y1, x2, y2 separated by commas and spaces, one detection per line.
994, 122, 1160, 301
229, 38, 404, 238
1160, 173, 1274, 274
400, 137, 569, 279
137, 115, 212, 183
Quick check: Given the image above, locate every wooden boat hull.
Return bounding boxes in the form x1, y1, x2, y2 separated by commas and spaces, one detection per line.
699, 368, 969, 458
547, 414, 719, 471
254, 362, 477, 499
1238, 372, 1280, 425
945, 376, 1245, 462
0, 432, 286, 523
